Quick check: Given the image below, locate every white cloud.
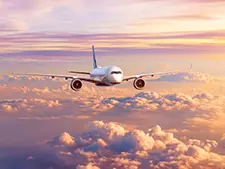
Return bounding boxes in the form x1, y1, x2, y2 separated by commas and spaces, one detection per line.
85, 92, 225, 140
0, 98, 62, 113
47, 121, 225, 169
89, 92, 225, 113
48, 132, 75, 146
77, 163, 100, 169
1, 85, 225, 141
1, 104, 18, 113
154, 71, 225, 83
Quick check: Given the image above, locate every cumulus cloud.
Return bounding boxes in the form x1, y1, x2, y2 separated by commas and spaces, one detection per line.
89, 91, 225, 113
0, 74, 129, 98
79, 91, 225, 140
0, 74, 59, 83
46, 121, 225, 169
77, 163, 100, 169
1, 82, 225, 141
153, 71, 225, 83
0, 98, 62, 113
48, 132, 75, 147
1, 104, 18, 113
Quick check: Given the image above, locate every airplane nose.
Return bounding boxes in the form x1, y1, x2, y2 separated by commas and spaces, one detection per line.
114, 75, 122, 83
112, 74, 123, 83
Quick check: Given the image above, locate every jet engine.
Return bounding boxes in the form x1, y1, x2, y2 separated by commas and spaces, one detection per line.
133, 78, 145, 90
70, 79, 82, 91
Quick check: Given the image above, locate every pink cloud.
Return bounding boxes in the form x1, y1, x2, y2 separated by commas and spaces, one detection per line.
1, 30, 225, 56
45, 121, 225, 168
0, 98, 62, 113
77, 163, 100, 169
154, 71, 225, 83
48, 132, 75, 146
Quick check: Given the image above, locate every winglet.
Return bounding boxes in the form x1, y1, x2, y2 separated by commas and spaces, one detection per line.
92, 45, 98, 69
189, 64, 193, 72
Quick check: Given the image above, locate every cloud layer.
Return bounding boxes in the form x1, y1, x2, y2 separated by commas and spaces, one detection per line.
1, 31, 225, 57
88, 91, 225, 113
46, 121, 225, 169
1, 73, 225, 141
153, 71, 225, 83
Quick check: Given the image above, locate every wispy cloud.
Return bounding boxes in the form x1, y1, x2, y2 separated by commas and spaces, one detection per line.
1, 30, 225, 56
152, 71, 225, 83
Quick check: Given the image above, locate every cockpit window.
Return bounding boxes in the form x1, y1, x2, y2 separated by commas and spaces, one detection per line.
111, 71, 122, 74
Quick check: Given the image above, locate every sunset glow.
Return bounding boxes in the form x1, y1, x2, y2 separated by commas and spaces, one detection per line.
1, 0, 225, 168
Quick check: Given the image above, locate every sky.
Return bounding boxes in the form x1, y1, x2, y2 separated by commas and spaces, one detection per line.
1, 0, 225, 169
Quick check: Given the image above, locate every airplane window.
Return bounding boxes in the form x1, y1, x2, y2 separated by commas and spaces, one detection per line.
111, 71, 122, 74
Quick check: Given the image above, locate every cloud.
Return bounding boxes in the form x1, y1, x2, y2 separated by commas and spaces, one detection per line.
48, 132, 76, 147
183, 0, 225, 3
0, 74, 55, 86
0, 0, 55, 12
164, 14, 215, 20
80, 91, 225, 139
0, 74, 130, 99
1, 104, 18, 113
1, 77, 225, 141
0, 0, 80, 20
0, 21, 26, 32
18, 115, 91, 121
131, 14, 216, 27
0, 146, 75, 169
1, 78, 224, 139
153, 71, 225, 83
77, 163, 100, 169
46, 121, 225, 169
88, 91, 224, 112
1, 30, 225, 56
0, 98, 62, 113
137, 0, 225, 4
2, 30, 225, 42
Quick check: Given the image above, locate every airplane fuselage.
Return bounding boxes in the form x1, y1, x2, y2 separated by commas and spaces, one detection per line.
90, 66, 123, 86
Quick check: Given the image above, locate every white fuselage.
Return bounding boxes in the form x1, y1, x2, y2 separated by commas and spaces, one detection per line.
90, 66, 123, 85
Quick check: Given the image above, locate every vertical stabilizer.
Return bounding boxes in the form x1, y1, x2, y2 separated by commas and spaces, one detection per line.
92, 45, 98, 69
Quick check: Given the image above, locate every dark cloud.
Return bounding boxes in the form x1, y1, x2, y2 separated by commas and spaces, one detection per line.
0, 145, 75, 169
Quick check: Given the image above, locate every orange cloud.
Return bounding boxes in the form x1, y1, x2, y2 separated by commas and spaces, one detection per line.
45, 121, 225, 168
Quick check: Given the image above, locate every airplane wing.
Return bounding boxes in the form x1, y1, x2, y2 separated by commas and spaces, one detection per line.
68, 71, 90, 75
123, 70, 180, 81
13, 73, 102, 84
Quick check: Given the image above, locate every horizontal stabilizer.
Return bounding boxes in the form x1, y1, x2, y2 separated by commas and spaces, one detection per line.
68, 71, 90, 75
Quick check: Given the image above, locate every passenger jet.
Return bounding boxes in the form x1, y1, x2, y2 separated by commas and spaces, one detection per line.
15, 46, 180, 91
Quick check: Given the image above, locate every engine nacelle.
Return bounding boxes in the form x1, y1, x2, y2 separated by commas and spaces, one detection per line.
70, 79, 82, 91
133, 78, 145, 90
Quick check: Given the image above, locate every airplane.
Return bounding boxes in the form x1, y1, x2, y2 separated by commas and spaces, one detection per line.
14, 45, 180, 91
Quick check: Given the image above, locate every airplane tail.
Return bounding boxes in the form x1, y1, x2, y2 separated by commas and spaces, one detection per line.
92, 45, 98, 69
68, 46, 98, 74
